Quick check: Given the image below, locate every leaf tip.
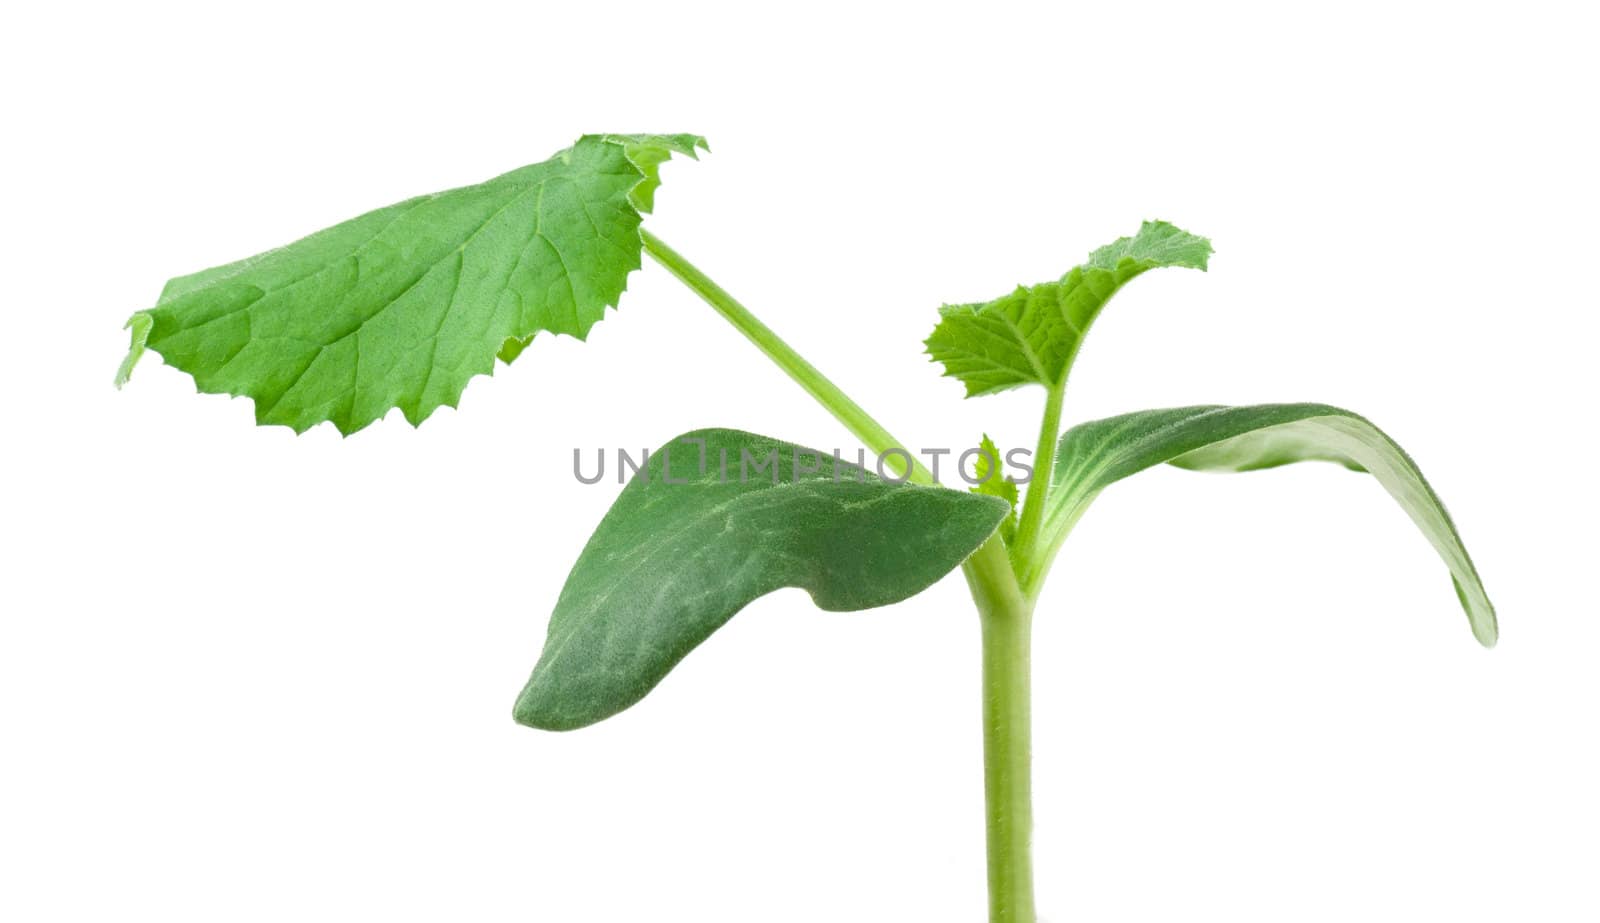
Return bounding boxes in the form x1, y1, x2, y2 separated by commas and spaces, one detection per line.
1455, 576, 1499, 648
603, 132, 709, 214
114, 312, 154, 389
1086, 220, 1214, 273
512, 683, 589, 732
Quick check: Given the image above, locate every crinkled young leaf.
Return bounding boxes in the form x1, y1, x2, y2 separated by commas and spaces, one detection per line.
1034, 404, 1497, 646
514, 428, 1010, 731
971, 433, 1019, 544
116, 133, 706, 434
925, 221, 1212, 397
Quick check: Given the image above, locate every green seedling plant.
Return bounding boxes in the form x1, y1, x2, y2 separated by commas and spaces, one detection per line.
117, 134, 1497, 923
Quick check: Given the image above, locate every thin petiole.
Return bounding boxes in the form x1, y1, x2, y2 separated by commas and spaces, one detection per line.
1010, 381, 1065, 584
640, 228, 935, 485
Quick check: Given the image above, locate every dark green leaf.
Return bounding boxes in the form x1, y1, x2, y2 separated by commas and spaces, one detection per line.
514, 428, 1010, 730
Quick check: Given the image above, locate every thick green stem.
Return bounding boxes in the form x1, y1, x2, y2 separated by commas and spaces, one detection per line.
643, 229, 1037, 922
966, 539, 1038, 923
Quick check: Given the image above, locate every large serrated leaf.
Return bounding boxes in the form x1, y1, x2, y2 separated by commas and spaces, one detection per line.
924, 221, 1211, 397
1035, 404, 1497, 646
514, 428, 1011, 731
116, 133, 706, 435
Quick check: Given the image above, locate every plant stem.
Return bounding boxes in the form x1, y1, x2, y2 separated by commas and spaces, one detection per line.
966, 537, 1039, 923
642, 228, 1037, 922
1010, 382, 1064, 580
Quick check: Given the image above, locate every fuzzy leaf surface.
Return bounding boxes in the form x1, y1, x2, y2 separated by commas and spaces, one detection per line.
925, 221, 1211, 397
514, 428, 1010, 730
1037, 404, 1497, 645
116, 133, 706, 434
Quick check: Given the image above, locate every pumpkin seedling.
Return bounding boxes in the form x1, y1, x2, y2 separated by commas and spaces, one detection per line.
118, 134, 1495, 923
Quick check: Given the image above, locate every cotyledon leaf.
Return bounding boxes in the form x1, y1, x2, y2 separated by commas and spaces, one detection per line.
115, 133, 706, 435
514, 428, 1011, 731
1034, 404, 1497, 646
924, 221, 1212, 397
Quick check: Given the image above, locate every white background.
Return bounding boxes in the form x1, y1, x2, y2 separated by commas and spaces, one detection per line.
3, 3, 1597, 921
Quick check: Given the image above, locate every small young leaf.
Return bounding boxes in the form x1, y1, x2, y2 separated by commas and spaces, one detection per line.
514, 429, 1010, 731
116, 133, 706, 434
1037, 404, 1497, 646
972, 433, 1019, 544
924, 221, 1211, 397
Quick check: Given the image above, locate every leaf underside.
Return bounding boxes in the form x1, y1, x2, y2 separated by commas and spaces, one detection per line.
116, 133, 706, 435
924, 221, 1212, 397
1041, 404, 1497, 646
514, 428, 1010, 731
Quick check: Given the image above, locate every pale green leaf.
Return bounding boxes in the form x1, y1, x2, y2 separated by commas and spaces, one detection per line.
924, 221, 1211, 397
972, 433, 1019, 544
514, 428, 1010, 730
1035, 404, 1496, 646
116, 133, 707, 434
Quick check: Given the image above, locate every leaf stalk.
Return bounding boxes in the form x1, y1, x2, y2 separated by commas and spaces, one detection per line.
1010, 381, 1065, 590
640, 230, 929, 484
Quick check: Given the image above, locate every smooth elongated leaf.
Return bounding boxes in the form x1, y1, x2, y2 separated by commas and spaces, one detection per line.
514, 428, 1011, 730
924, 221, 1211, 397
1037, 404, 1497, 646
116, 133, 706, 434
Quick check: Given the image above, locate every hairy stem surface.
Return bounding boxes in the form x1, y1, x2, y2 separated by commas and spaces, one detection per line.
1011, 383, 1064, 577
642, 229, 1038, 922
966, 537, 1039, 923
